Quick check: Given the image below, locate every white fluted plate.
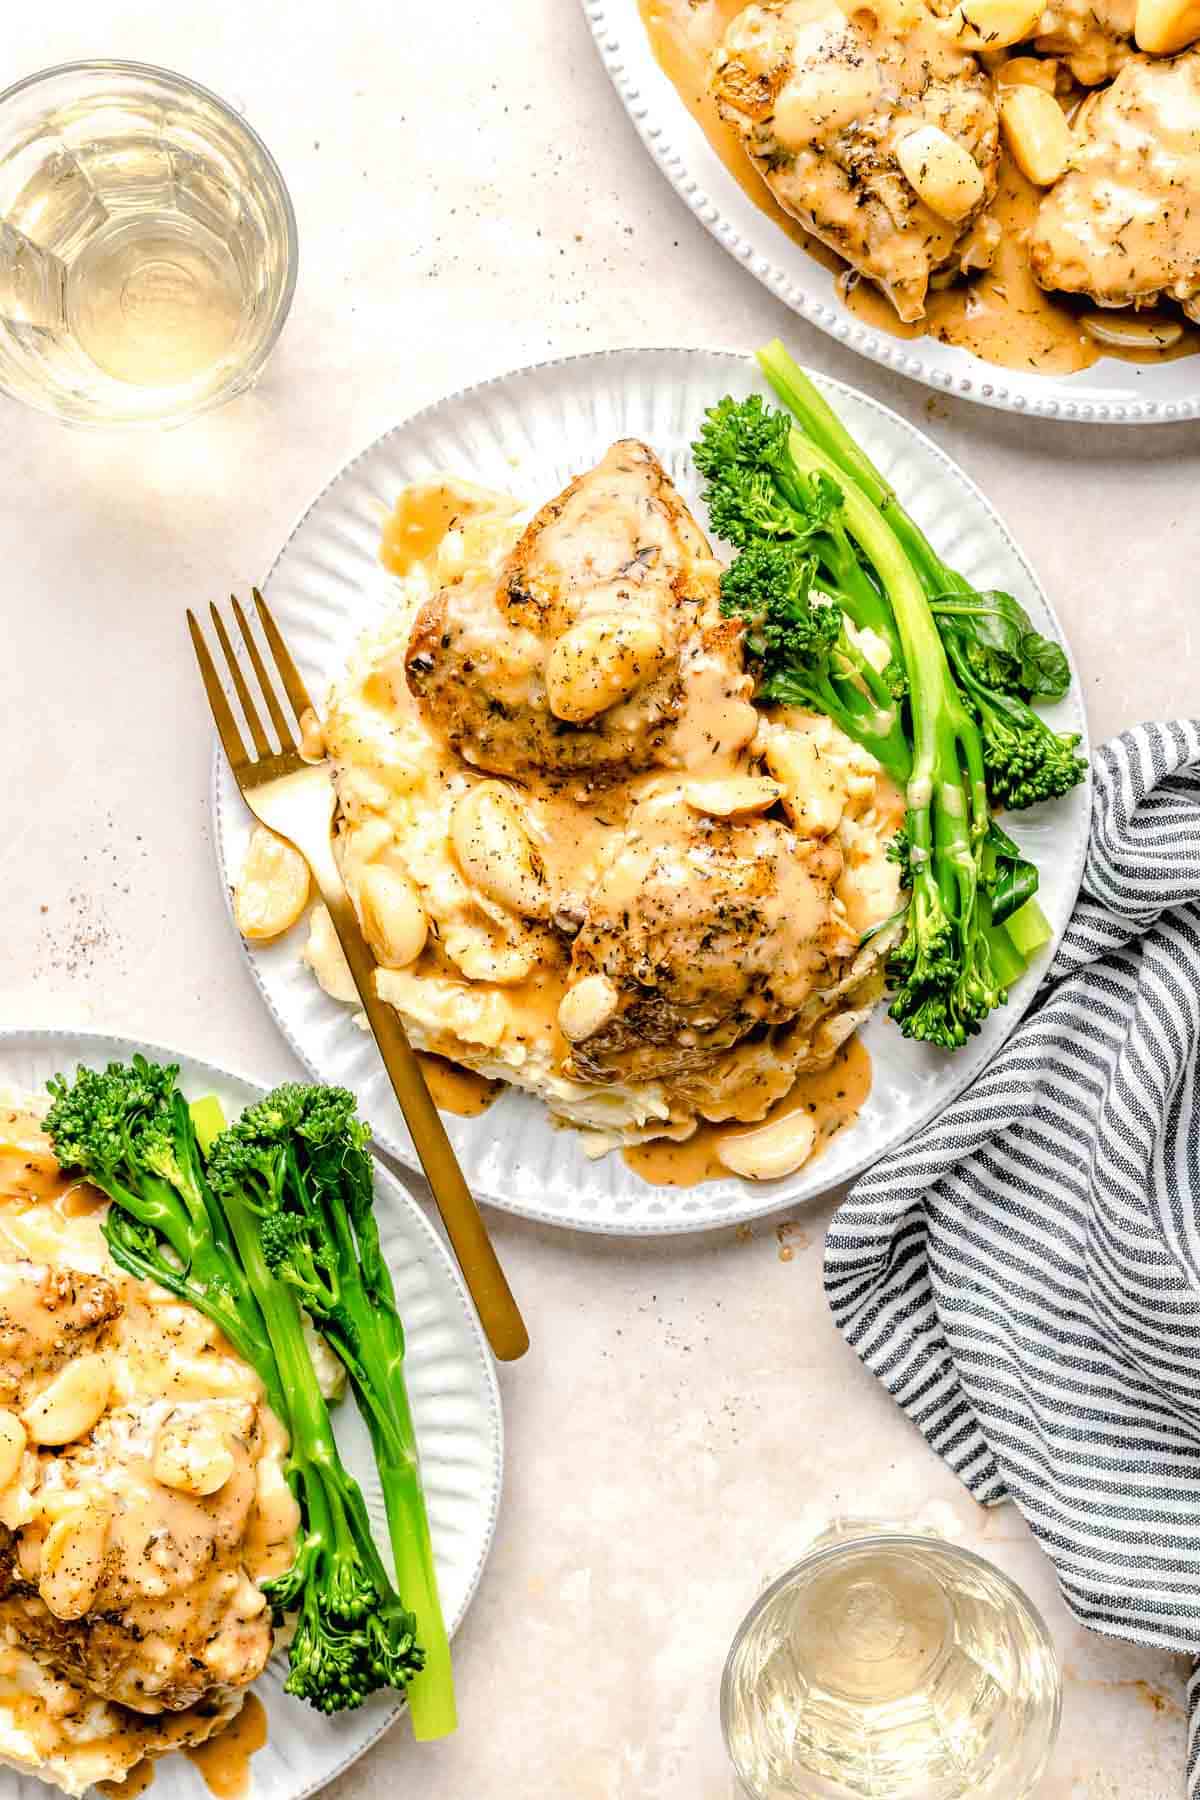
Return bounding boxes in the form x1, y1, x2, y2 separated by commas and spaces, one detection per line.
212, 348, 1091, 1233
580, 0, 1200, 424
0, 1030, 502, 1800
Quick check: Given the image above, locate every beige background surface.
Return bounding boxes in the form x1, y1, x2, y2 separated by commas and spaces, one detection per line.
2, 3, 1198, 1796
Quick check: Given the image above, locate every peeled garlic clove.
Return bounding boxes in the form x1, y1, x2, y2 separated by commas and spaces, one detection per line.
999, 85, 1072, 186
764, 731, 847, 838
996, 53, 1060, 90
303, 904, 358, 1004
298, 707, 326, 761
545, 615, 668, 724
1135, 0, 1200, 52
0, 1411, 26, 1491
716, 1110, 818, 1181
558, 974, 620, 1043
233, 825, 311, 942
895, 125, 986, 223
357, 863, 428, 969
39, 1501, 110, 1620
451, 782, 551, 919
1081, 312, 1184, 350
154, 1415, 236, 1497
682, 777, 783, 818
23, 1356, 110, 1447
939, 0, 1040, 47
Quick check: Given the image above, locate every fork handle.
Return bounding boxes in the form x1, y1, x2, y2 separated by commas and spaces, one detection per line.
317, 881, 530, 1363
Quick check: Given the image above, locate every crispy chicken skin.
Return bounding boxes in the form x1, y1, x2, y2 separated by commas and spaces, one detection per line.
406, 440, 748, 779
562, 784, 856, 1086
1030, 51, 1200, 316
0, 1398, 273, 1713
0, 1099, 300, 1795
0, 1265, 119, 1405
1032, 0, 1135, 85
710, 0, 1000, 322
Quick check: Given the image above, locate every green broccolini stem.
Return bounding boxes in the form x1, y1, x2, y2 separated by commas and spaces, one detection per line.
784, 430, 985, 836
312, 1156, 456, 1740
758, 341, 959, 598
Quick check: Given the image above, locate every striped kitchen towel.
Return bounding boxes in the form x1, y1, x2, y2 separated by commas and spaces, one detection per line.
824, 720, 1200, 1794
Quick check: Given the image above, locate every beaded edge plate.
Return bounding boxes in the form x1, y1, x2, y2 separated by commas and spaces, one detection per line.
581, 0, 1200, 424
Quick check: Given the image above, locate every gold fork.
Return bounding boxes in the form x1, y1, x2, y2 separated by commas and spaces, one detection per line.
189, 590, 530, 1363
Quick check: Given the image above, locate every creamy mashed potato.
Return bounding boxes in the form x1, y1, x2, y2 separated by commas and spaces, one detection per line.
0, 1092, 299, 1795
270, 456, 906, 1179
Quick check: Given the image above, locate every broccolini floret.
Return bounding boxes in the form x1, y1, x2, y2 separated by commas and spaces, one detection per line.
717, 539, 911, 782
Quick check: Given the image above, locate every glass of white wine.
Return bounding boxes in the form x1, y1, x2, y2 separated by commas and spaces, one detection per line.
0, 61, 297, 426
721, 1524, 1062, 1800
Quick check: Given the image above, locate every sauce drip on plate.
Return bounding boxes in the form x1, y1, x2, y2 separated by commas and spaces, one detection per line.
98, 1760, 156, 1800
623, 1034, 872, 1188
382, 483, 477, 577
417, 1052, 503, 1116
184, 1695, 268, 1800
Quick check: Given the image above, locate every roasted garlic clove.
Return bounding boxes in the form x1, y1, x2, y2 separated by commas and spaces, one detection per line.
233, 825, 311, 942
682, 777, 783, 818
356, 863, 428, 969
895, 125, 986, 223
716, 1110, 818, 1181
558, 975, 620, 1042
545, 615, 667, 724
23, 1355, 110, 1447
999, 85, 1073, 186
451, 782, 551, 919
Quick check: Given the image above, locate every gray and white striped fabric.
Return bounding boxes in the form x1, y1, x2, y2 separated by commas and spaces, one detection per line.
825, 720, 1200, 1795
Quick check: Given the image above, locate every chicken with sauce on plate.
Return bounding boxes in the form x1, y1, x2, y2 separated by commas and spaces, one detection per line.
710, 0, 1002, 323
1029, 49, 1200, 322
237, 448, 907, 1185
0, 1093, 299, 1796
636, 0, 1200, 362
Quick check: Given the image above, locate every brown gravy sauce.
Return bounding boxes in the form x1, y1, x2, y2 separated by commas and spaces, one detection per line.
381, 483, 477, 577
417, 1051, 502, 1116
98, 1759, 156, 1800
638, 0, 1200, 374
183, 1695, 268, 1800
623, 1033, 872, 1187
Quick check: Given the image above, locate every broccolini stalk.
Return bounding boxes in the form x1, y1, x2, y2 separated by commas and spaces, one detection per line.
231, 1086, 456, 1740
780, 428, 1004, 1044
757, 340, 954, 593
208, 1114, 425, 1715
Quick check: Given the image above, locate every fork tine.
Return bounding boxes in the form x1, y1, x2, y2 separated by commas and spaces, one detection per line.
209, 604, 271, 760
253, 588, 316, 723
231, 593, 296, 752
187, 610, 249, 771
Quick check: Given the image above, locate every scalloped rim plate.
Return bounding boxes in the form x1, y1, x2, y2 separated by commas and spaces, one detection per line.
580, 0, 1200, 424
212, 347, 1091, 1234
0, 1029, 503, 1800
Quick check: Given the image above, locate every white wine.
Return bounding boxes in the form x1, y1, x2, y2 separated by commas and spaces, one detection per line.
0, 63, 295, 425
68, 210, 244, 387
722, 1534, 1061, 1800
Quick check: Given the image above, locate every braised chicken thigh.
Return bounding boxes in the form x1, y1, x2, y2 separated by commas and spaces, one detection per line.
561, 783, 855, 1086
710, 0, 1001, 321
405, 439, 751, 779
1030, 50, 1200, 315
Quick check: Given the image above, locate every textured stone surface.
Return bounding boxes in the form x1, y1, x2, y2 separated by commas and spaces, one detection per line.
1, 4, 1196, 1795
